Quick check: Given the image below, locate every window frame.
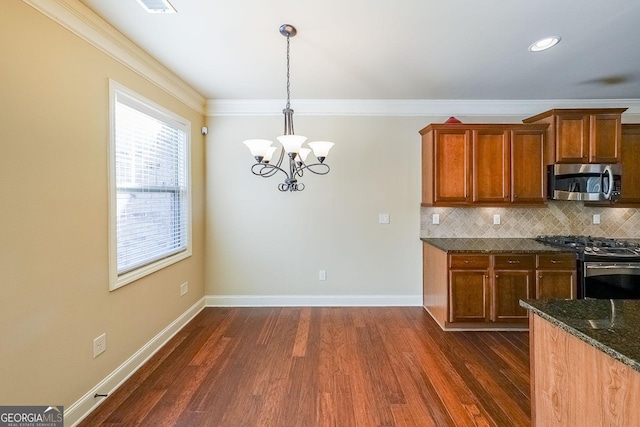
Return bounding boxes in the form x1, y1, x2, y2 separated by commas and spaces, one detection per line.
108, 80, 192, 291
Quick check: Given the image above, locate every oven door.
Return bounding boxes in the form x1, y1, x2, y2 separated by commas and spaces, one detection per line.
583, 262, 640, 299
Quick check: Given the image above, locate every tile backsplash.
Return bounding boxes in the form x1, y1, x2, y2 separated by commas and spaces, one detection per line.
420, 202, 640, 238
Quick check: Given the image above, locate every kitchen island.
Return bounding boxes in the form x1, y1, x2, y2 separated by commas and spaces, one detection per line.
521, 299, 640, 426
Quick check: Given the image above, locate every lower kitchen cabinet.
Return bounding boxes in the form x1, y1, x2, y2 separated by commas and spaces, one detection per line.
423, 243, 576, 330
492, 255, 535, 322
536, 253, 577, 299
449, 261, 490, 322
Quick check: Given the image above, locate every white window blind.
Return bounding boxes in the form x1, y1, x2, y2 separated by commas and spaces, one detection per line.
109, 81, 191, 289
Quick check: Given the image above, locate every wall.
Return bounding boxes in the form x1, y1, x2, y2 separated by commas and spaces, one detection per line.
0, 0, 205, 410
205, 115, 424, 304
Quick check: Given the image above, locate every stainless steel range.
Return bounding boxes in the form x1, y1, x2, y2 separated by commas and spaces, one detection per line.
536, 235, 640, 299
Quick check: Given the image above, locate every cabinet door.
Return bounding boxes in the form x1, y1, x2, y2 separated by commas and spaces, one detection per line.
449, 270, 488, 322
620, 125, 640, 204
433, 129, 470, 203
536, 270, 576, 299
590, 113, 622, 163
511, 129, 545, 203
492, 270, 533, 322
472, 129, 510, 203
555, 114, 589, 163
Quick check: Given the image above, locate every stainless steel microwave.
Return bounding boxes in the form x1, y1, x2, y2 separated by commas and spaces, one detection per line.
547, 163, 621, 201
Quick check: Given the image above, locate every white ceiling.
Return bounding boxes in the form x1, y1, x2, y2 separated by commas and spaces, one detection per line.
80, 0, 640, 101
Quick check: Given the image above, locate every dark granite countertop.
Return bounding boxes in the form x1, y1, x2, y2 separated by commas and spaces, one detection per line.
421, 238, 573, 253
520, 299, 640, 373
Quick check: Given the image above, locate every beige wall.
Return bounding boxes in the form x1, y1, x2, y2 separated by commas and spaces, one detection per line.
0, 1, 205, 407
205, 114, 425, 300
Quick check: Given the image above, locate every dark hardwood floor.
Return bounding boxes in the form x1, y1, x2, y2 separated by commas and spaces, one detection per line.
79, 307, 530, 426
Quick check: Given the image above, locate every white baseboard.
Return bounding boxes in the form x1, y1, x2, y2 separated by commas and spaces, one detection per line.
66, 297, 206, 427
205, 294, 422, 307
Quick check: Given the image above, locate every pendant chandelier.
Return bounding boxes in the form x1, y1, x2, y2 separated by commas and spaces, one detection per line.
243, 24, 334, 192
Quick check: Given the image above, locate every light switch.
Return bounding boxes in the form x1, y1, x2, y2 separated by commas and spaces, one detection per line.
379, 213, 390, 224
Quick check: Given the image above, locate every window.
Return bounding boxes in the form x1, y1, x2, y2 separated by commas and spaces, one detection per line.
109, 80, 191, 290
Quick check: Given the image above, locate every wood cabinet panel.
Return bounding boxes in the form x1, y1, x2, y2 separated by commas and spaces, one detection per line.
472, 129, 510, 203
494, 254, 536, 270
450, 254, 491, 269
591, 114, 622, 162
511, 129, 545, 203
492, 271, 532, 322
433, 129, 470, 203
619, 124, 640, 204
556, 114, 589, 162
536, 270, 576, 300
537, 253, 576, 269
449, 270, 489, 322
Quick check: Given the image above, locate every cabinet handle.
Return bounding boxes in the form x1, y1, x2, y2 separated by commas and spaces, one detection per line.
551, 260, 563, 264
464, 260, 476, 264
495, 275, 499, 278
507, 260, 520, 264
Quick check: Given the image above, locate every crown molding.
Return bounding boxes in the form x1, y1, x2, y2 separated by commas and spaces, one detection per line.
23, 0, 206, 115
207, 98, 640, 118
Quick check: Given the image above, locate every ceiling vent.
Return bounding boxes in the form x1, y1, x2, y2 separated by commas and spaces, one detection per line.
135, 0, 176, 13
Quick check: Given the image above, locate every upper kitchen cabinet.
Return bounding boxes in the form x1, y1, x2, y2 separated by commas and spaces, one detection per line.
523, 108, 627, 164
619, 124, 640, 204
420, 123, 547, 206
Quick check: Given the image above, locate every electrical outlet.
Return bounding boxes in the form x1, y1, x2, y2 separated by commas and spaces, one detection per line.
93, 333, 106, 358
493, 214, 501, 225
180, 282, 189, 296
378, 213, 390, 224
593, 214, 601, 224
432, 213, 440, 224
319, 270, 326, 281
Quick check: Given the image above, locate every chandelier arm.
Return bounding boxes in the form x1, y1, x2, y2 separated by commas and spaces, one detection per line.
250, 162, 289, 179
294, 162, 331, 176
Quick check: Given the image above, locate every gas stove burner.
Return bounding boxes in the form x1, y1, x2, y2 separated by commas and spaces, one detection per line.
536, 235, 640, 258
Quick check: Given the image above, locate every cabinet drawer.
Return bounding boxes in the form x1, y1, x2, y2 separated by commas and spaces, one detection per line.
450, 254, 490, 269
494, 254, 535, 270
537, 253, 576, 269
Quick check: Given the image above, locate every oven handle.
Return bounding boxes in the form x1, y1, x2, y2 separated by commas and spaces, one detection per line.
584, 263, 640, 277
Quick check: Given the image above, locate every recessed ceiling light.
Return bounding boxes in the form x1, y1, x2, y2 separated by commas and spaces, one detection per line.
529, 36, 561, 52
135, 0, 176, 13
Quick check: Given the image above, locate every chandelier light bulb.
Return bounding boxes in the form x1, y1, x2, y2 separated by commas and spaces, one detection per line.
243, 139, 273, 160
277, 134, 307, 154
263, 146, 278, 163
308, 141, 334, 159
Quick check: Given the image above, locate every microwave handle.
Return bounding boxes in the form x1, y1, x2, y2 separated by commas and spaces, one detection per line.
603, 165, 613, 199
